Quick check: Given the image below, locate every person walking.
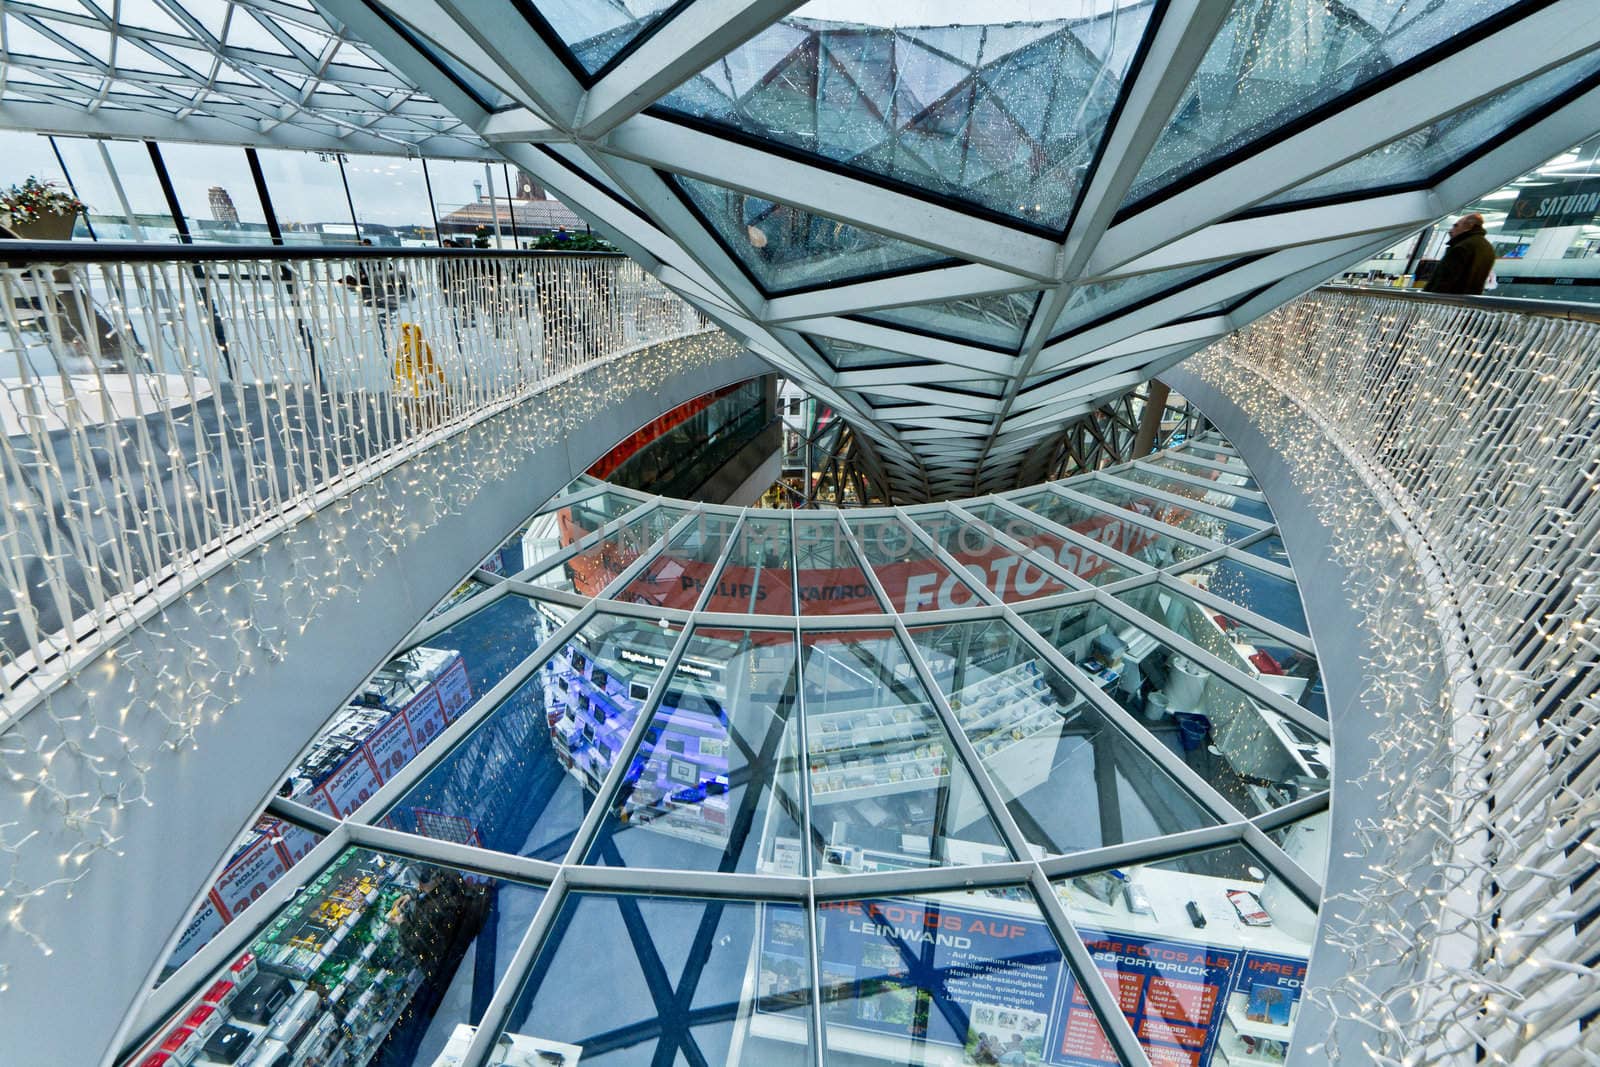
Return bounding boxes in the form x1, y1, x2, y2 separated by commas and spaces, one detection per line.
1424, 212, 1496, 295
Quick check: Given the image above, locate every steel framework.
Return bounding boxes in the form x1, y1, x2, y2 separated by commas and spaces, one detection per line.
7, 0, 1600, 496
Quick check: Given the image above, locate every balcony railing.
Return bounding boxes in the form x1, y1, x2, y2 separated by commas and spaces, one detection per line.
0, 244, 715, 713
1185, 286, 1599, 1063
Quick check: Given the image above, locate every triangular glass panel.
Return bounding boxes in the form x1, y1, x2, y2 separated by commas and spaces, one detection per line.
1114, 582, 1323, 717
1126, 0, 1527, 208
527, 499, 689, 595
383, 611, 684, 861
813, 336, 918, 370
845, 514, 987, 613
861, 290, 1039, 349
610, 510, 741, 610
815, 885, 1118, 1063
802, 628, 1011, 872
965, 501, 1137, 587
493, 891, 814, 1064
1049, 261, 1223, 341
1173, 553, 1309, 639
908, 617, 1216, 857
1266, 45, 1600, 208
793, 516, 883, 614
529, 0, 679, 75
660, 7, 1149, 229
673, 172, 951, 293
1053, 841, 1319, 1063
1114, 463, 1275, 525
586, 627, 806, 873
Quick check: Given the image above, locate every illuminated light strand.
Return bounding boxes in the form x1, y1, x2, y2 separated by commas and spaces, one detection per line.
0, 250, 728, 974
1185, 289, 1599, 1064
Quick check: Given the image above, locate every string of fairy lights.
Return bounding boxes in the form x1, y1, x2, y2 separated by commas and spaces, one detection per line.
1185, 288, 1600, 1063
0, 251, 731, 992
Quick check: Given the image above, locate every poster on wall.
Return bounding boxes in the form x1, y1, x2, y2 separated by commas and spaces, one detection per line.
1062, 927, 1240, 1067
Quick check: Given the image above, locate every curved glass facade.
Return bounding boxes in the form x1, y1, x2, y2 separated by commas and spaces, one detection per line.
130, 432, 1329, 1067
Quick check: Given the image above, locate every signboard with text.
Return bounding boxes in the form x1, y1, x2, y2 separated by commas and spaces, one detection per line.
1503, 177, 1600, 231
758, 896, 1305, 1067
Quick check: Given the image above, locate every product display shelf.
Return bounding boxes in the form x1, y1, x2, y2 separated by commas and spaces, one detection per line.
808, 750, 950, 803
808, 703, 930, 753
969, 697, 1081, 762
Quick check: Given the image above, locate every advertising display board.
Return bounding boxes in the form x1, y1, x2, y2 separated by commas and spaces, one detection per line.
365, 711, 418, 782
165, 891, 229, 970
758, 896, 1304, 1067
1066, 927, 1240, 1067
320, 750, 384, 818
436, 656, 473, 719
405, 687, 449, 747
212, 833, 290, 921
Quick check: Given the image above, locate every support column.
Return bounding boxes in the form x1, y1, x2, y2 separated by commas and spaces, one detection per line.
1132, 380, 1170, 457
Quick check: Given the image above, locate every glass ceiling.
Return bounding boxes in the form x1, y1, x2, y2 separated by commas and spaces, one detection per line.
2, 0, 1583, 497
130, 433, 1331, 1067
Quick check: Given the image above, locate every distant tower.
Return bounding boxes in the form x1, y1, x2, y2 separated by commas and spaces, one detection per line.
208, 186, 238, 224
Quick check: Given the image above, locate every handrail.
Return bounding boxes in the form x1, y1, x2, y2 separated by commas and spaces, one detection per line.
0, 248, 716, 717
1189, 289, 1600, 1064
1316, 280, 1600, 323
1, 239, 627, 265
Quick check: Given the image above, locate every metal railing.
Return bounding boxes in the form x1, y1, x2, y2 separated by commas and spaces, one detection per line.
0, 244, 713, 713
1187, 287, 1599, 1063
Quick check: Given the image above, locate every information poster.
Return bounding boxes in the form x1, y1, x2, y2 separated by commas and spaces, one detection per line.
1063, 927, 1240, 1067
803, 897, 1068, 1064
758, 898, 1302, 1067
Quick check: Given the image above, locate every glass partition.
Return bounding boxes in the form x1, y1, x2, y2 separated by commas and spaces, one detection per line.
252, 148, 359, 245
156, 142, 274, 245
342, 154, 438, 246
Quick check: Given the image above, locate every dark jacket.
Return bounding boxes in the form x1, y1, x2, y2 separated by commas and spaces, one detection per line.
1424, 225, 1495, 295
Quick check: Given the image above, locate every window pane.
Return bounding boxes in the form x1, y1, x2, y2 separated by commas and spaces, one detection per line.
427, 158, 509, 248
52, 136, 180, 243
1127, 0, 1524, 207
802, 628, 1009, 873
341, 153, 438, 247
253, 147, 359, 246
155, 142, 275, 245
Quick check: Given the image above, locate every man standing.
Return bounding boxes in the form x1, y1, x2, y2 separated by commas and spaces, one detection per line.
1424, 212, 1496, 295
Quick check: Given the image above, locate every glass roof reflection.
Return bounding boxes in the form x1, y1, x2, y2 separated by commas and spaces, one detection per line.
153, 435, 1330, 1067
